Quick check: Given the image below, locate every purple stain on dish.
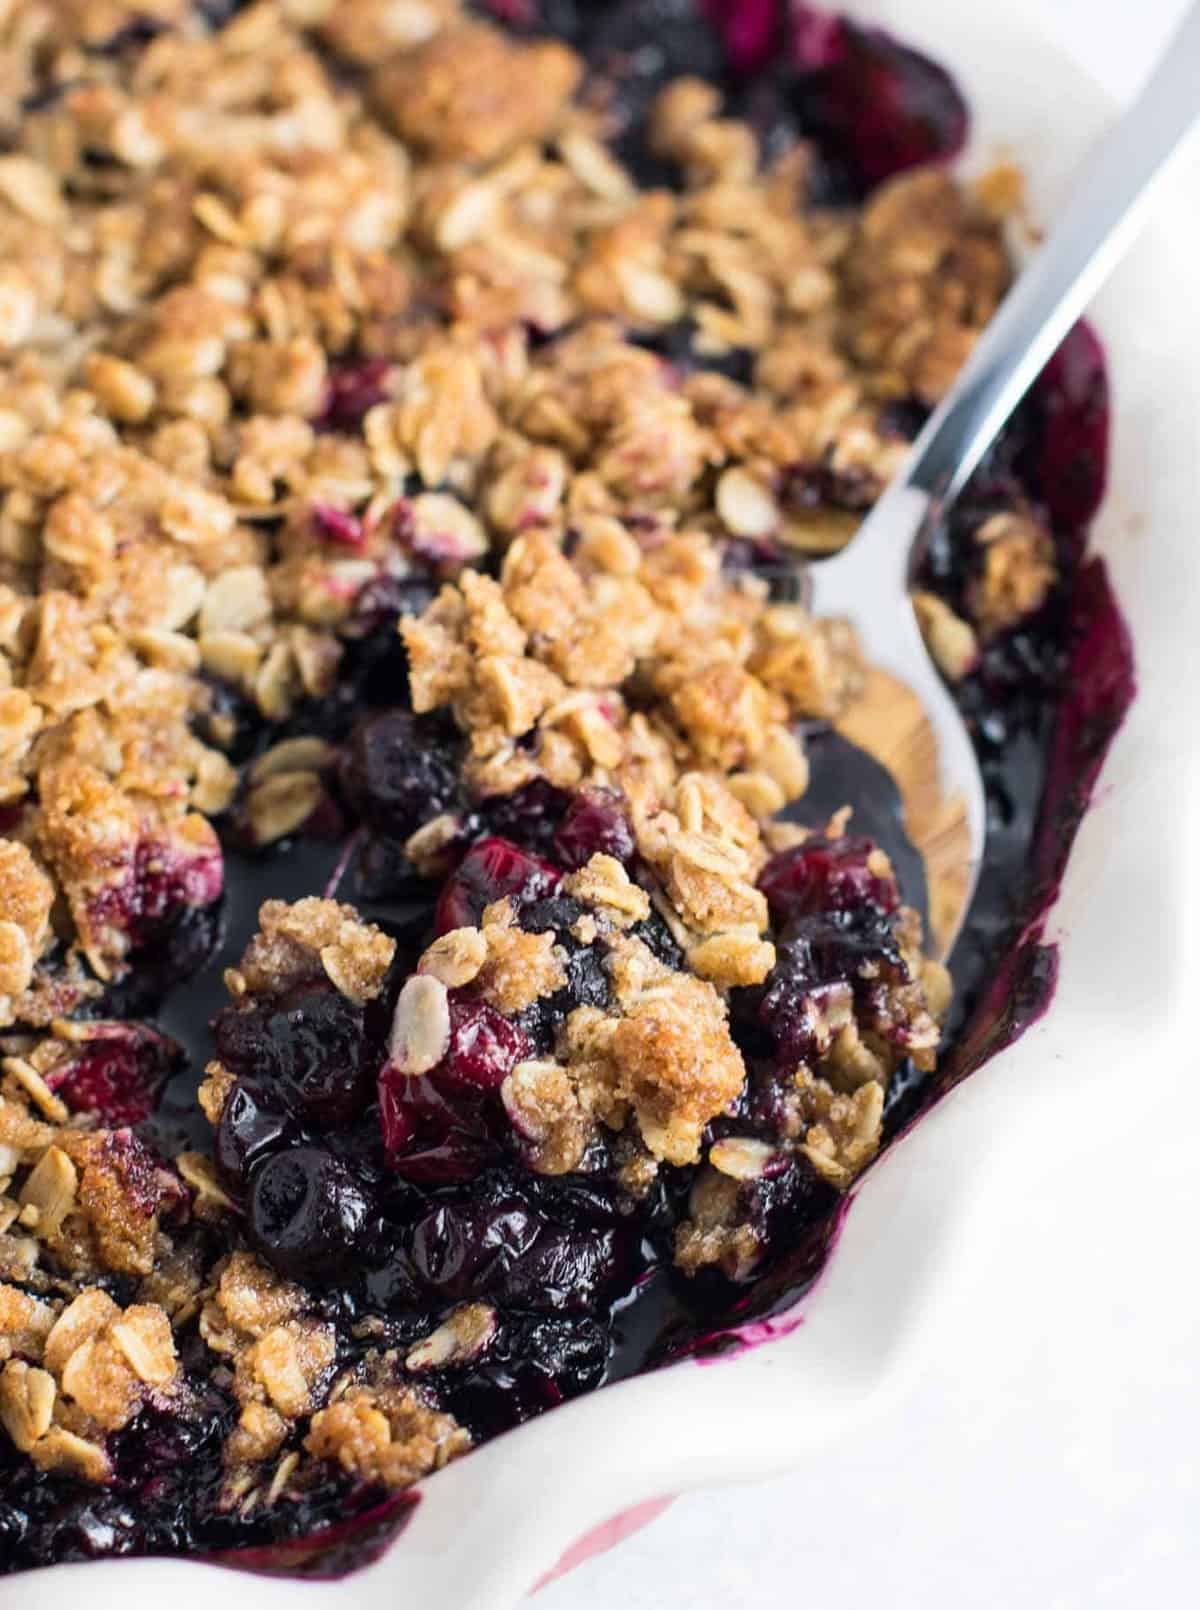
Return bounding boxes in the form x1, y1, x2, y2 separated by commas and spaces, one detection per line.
1029, 320, 1111, 531
203, 1490, 421, 1579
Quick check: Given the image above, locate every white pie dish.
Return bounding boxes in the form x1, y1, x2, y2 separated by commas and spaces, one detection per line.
9, 2, 1199, 1606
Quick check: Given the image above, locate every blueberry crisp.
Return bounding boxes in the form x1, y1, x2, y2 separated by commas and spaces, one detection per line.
0, 0, 1130, 1577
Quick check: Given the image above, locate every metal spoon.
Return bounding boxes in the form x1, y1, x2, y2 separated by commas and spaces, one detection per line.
810, 1, 1200, 950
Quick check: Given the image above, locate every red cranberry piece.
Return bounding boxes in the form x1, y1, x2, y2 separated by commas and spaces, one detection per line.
481, 0, 535, 24
552, 788, 635, 870
378, 1067, 497, 1182
51, 1024, 178, 1125
434, 836, 561, 934
314, 358, 391, 431
248, 1146, 372, 1283
378, 998, 531, 1178
91, 834, 224, 950
312, 502, 365, 548
442, 995, 531, 1092
1031, 320, 1109, 530
95, 1129, 188, 1222
700, 0, 778, 71
759, 834, 899, 923
785, 9, 968, 192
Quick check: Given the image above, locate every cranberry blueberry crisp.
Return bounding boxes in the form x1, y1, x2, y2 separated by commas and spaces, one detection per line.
0, 0, 1131, 1578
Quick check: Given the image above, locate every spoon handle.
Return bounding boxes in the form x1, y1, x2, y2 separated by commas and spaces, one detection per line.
906, 1, 1200, 503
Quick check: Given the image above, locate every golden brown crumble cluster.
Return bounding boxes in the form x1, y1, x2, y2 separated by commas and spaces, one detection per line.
201, 1250, 468, 1502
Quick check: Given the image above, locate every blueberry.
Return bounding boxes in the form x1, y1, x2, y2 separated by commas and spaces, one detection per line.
340, 709, 463, 840
481, 780, 570, 855
406, 1196, 629, 1313
214, 1082, 300, 1190
739, 909, 905, 1072
628, 907, 687, 970
434, 1312, 611, 1438
216, 991, 373, 1127
249, 1147, 373, 1283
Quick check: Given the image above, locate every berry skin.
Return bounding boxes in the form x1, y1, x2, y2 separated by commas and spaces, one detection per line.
339, 709, 462, 841
759, 834, 899, 925
248, 1147, 373, 1283
552, 789, 635, 870
214, 991, 374, 1128
434, 837, 561, 934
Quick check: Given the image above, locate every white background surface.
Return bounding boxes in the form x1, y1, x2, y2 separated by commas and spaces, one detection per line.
539, 4, 1199, 1608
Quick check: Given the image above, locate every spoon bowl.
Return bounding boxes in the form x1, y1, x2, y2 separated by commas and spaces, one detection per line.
808, 0, 1200, 953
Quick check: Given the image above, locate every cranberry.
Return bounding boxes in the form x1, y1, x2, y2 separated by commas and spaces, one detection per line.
378, 998, 531, 1181
378, 1065, 498, 1183
783, 8, 968, 193
90, 835, 224, 951
311, 503, 365, 548
434, 836, 561, 934
759, 834, 899, 924
552, 788, 635, 870
700, 0, 779, 71
314, 359, 391, 432
249, 1147, 373, 1282
51, 1026, 178, 1125
442, 996, 531, 1091
339, 709, 462, 841
94, 1130, 188, 1222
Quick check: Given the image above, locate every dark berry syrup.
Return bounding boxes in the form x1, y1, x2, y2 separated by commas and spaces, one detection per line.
0, 0, 1134, 1580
